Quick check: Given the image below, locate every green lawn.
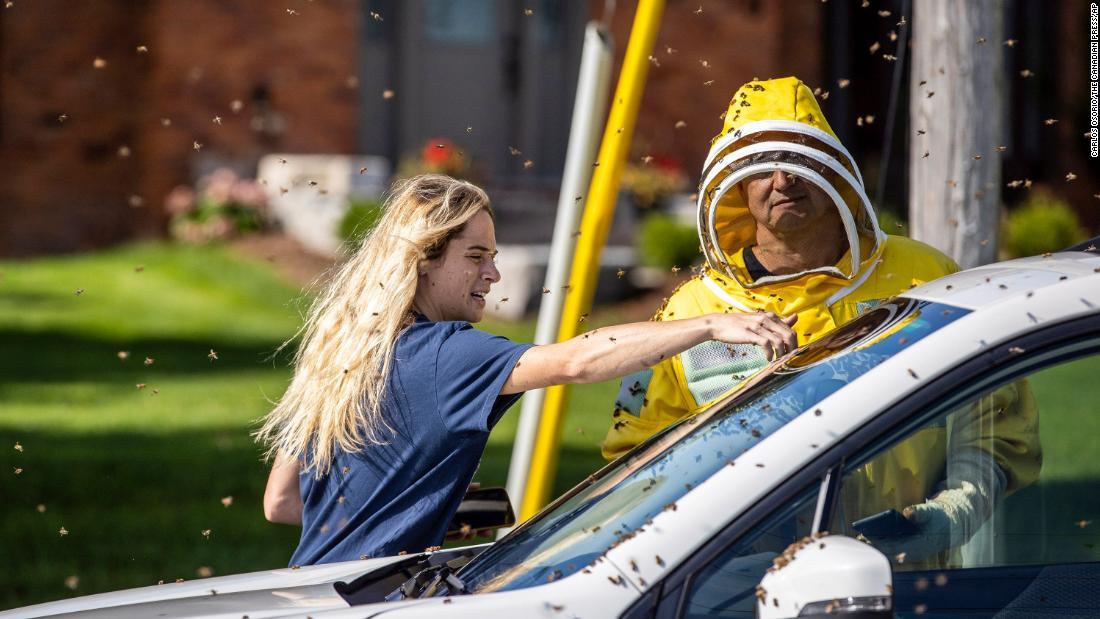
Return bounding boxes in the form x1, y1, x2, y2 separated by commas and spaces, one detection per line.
0, 243, 618, 608
2, 243, 1096, 609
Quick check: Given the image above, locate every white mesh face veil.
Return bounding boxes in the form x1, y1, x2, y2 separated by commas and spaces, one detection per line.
696, 120, 885, 288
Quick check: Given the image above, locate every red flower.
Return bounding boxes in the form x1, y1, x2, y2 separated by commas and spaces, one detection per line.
422, 138, 456, 166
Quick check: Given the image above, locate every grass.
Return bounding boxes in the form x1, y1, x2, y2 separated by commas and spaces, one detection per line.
2, 242, 1096, 608
0, 242, 618, 609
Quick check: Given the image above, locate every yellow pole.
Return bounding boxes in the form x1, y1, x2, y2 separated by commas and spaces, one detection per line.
519, 0, 665, 520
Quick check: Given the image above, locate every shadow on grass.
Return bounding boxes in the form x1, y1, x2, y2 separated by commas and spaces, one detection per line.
0, 428, 299, 609
0, 428, 608, 610
0, 330, 296, 385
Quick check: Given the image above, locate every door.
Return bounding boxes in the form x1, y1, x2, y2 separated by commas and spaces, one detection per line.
629, 315, 1100, 619
827, 327, 1100, 617
359, 0, 584, 184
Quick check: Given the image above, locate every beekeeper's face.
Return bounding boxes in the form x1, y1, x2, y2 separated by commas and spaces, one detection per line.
416, 209, 501, 323
741, 168, 839, 235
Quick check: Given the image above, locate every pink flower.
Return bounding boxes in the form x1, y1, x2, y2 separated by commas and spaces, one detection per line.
199, 168, 239, 207
164, 185, 196, 216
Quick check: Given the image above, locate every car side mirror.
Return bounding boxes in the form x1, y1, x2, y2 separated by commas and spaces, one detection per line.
756, 535, 893, 619
446, 487, 516, 538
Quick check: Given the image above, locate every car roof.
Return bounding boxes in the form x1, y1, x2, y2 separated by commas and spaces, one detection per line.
903, 248, 1100, 311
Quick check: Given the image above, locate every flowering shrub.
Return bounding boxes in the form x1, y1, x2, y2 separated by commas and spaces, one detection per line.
620, 155, 689, 210
166, 168, 269, 242
395, 137, 480, 182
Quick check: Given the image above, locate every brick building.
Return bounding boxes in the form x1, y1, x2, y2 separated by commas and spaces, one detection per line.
0, 0, 1094, 256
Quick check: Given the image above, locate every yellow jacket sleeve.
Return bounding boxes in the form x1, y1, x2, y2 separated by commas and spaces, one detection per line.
948, 379, 1042, 495
600, 356, 697, 460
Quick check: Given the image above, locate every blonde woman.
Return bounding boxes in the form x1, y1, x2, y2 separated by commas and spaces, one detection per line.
258, 174, 796, 565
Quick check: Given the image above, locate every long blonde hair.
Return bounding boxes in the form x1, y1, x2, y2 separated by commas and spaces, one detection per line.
256, 174, 492, 476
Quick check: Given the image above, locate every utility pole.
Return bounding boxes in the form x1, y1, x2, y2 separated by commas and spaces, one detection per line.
909, 0, 1004, 268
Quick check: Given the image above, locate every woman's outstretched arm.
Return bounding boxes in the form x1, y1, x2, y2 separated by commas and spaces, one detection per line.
264, 452, 304, 525
501, 312, 797, 394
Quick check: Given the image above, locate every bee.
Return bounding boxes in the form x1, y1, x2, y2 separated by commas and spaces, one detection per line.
382, 89, 395, 99
144, 357, 155, 366
193, 141, 203, 151
869, 41, 881, 54
1004, 39, 1018, 47
508, 146, 522, 156
524, 8, 534, 16
93, 57, 107, 69
648, 55, 660, 67
523, 160, 534, 169
1020, 69, 1034, 78
220, 496, 233, 507
369, 11, 383, 21
674, 120, 687, 129
908, 368, 919, 379
212, 116, 222, 125
1065, 172, 1077, 181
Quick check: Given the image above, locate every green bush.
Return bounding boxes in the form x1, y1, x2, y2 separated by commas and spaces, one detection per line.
637, 213, 700, 269
1003, 189, 1086, 258
877, 209, 909, 237
339, 199, 384, 249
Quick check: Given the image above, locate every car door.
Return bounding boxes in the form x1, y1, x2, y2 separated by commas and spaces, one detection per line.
829, 321, 1100, 618
622, 313, 1100, 619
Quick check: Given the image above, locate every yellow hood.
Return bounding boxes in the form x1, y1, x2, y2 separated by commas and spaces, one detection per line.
696, 76, 885, 288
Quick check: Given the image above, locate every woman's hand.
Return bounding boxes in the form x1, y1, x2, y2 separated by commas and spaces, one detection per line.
704, 312, 798, 361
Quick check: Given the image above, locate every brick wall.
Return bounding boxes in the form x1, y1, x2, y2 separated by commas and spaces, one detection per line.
0, 0, 360, 256
599, 0, 824, 182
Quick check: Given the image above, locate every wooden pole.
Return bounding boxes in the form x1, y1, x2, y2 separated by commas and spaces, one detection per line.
909, 0, 1004, 268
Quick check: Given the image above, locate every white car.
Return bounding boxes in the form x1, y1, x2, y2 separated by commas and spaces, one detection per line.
6, 240, 1100, 619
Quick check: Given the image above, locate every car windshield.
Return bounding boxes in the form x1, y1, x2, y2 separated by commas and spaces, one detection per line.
458, 298, 968, 593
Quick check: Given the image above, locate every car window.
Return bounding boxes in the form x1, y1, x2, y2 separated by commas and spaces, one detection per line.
677, 484, 819, 618
828, 335, 1100, 618
458, 299, 968, 594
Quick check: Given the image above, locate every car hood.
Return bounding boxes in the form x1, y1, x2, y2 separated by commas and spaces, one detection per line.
2, 555, 411, 619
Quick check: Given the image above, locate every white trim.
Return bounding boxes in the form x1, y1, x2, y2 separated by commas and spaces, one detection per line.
703, 120, 865, 188
704, 162, 861, 286
700, 274, 754, 312
699, 141, 874, 223
825, 255, 882, 306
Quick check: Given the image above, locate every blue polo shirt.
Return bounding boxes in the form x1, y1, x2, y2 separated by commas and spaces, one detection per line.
289, 316, 532, 565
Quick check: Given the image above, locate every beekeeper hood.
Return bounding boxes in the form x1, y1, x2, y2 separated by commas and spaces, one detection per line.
697, 76, 885, 288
